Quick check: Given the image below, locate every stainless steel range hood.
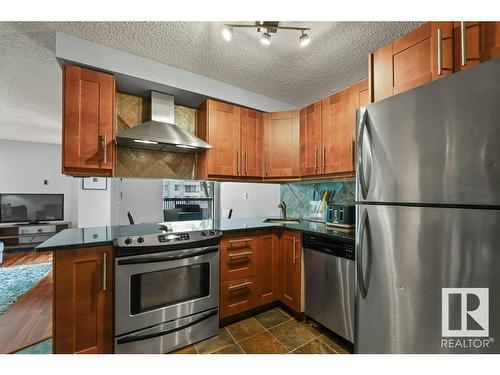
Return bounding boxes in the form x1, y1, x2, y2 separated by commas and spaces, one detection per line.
116, 91, 211, 153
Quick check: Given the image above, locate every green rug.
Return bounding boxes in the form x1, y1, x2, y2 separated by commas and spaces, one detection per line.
15, 339, 52, 354
0, 262, 52, 315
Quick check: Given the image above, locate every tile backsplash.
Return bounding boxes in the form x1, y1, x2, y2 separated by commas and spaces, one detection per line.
280, 180, 355, 221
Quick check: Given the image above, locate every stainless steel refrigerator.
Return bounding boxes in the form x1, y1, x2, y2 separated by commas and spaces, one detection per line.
355, 58, 500, 354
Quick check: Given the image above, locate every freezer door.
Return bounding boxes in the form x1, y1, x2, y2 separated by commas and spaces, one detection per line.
356, 58, 500, 205
355, 204, 500, 353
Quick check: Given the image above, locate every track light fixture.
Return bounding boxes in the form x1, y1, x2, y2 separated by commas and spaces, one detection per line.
223, 22, 311, 48
299, 30, 310, 47
222, 26, 234, 41
260, 32, 271, 45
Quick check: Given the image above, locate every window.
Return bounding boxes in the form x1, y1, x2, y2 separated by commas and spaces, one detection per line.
162, 180, 216, 222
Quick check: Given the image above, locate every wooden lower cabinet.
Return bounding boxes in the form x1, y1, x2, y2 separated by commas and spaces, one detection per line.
220, 276, 257, 318
255, 231, 280, 305
278, 230, 302, 312
53, 245, 114, 354
219, 230, 301, 319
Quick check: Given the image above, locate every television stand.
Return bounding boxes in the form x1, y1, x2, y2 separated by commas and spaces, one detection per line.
0, 222, 70, 251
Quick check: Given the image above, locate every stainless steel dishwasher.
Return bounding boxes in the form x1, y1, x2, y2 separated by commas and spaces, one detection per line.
304, 233, 355, 343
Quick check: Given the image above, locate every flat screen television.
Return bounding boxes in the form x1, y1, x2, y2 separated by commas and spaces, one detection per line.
0, 193, 64, 223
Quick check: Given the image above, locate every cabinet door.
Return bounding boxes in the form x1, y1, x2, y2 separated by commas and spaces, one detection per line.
207, 100, 241, 176
372, 22, 453, 102
279, 231, 301, 312
454, 22, 500, 71
300, 102, 322, 176
53, 246, 113, 354
263, 111, 300, 178
63, 65, 115, 176
322, 90, 354, 175
240, 108, 263, 177
255, 231, 280, 306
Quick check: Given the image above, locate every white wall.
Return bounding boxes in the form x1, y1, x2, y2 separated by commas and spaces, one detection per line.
77, 181, 112, 228
219, 182, 281, 219
0, 139, 78, 227
111, 178, 164, 225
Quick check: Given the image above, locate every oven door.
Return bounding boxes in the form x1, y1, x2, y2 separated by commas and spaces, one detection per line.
115, 245, 219, 336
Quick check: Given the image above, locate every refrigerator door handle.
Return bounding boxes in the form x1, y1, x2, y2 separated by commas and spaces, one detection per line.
357, 107, 370, 199
356, 208, 368, 299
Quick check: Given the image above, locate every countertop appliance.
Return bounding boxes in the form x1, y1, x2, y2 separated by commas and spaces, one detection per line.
355, 58, 500, 353
114, 229, 222, 354
304, 233, 355, 343
325, 204, 355, 228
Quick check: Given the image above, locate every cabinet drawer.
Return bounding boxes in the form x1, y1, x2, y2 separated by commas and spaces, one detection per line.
220, 276, 256, 319
221, 235, 255, 251
221, 247, 256, 282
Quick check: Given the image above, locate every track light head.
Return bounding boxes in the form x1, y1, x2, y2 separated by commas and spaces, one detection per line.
299, 31, 310, 47
222, 26, 234, 41
260, 32, 271, 46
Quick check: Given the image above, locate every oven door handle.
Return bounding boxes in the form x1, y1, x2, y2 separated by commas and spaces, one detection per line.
116, 246, 218, 265
116, 309, 218, 345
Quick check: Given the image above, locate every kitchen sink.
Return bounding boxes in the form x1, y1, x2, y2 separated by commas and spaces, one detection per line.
263, 218, 301, 225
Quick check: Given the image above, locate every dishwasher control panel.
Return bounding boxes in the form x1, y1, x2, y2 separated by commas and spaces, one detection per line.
302, 234, 354, 260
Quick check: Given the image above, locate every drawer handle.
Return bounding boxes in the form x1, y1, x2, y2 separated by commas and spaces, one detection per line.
102, 252, 107, 291
228, 281, 252, 292
228, 251, 253, 258
228, 238, 253, 244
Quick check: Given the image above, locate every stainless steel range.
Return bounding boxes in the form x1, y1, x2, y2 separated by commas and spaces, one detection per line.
114, 229, 222, 354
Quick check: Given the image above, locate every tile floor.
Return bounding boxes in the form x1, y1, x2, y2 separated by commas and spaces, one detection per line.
172, 307, 352, 354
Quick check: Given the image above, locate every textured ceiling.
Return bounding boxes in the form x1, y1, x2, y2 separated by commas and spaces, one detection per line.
0, 21, 421, 144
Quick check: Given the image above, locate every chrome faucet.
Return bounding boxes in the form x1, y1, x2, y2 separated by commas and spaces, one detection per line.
278, 201, 287, 220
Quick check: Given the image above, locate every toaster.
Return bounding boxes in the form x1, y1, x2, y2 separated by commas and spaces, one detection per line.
325, 205, 355, 228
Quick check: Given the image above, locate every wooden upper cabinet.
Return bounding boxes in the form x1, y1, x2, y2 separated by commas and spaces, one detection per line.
240, 108, 263, 177
53, 246, 114, 354
278, 230, 302, 313
262, 111, 300, 178
197, 99, 241, 178
300, 101, 322, 176
453, 22, 500, 71
321, 91, 353, 175
62, 65, 115, 176
372, 22, 454, 102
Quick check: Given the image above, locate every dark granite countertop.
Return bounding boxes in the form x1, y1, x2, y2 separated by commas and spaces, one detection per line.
36, 217, 355, 251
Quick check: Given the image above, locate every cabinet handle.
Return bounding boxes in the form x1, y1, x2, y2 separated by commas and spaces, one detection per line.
323, 147, 326, 172
229, 238, 253, 244
437, 27, 443, 76
265, 152, 269, 175
228, 250, 253, 259
102, 252, 107, 291
228, 281, 252, 292
460, 21, 467, 66
351, 138, 355, 170
314, 147, 318, 173
245, 151, 248, 175
293, 236, 297, 264
236, 150, 239, 175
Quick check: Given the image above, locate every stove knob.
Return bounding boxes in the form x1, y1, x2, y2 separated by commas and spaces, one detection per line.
137, 236, 144, 244
124, 237, 132, 245
200, 231, 206, 237
208, 231, 215, 236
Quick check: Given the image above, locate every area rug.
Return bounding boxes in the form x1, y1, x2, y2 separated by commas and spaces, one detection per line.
0, 262, 52, 315
15, 338, 52, 354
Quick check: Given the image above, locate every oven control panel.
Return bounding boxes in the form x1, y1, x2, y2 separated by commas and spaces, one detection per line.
115, 229, 223, 248
158, 233, 190, 243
